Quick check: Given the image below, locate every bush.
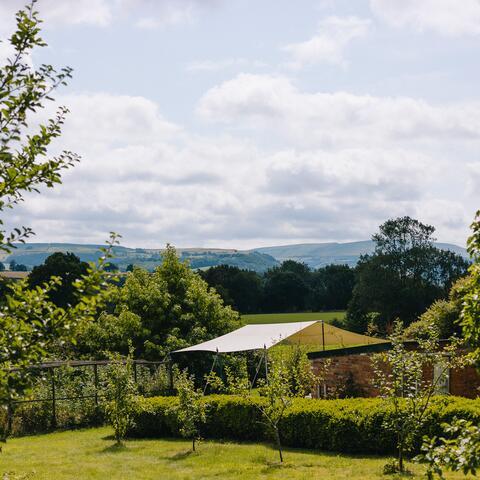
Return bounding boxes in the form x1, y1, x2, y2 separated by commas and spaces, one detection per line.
128, 395, 480, 455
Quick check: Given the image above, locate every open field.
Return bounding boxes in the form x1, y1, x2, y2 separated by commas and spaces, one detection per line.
1, 427, 474, 479
242, 311, 346, 324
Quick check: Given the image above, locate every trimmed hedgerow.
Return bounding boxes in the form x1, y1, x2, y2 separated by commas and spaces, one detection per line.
128, 395, 480, 455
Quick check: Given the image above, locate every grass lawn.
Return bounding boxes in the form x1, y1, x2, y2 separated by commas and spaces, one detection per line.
242, 311, 346, 324
1, 427, 474, 479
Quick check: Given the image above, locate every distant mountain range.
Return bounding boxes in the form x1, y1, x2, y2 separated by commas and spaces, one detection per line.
254, 241, 468, 269
0, 240, 468, 273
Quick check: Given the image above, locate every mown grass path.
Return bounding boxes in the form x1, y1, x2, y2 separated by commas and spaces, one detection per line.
1, 427, 474, 479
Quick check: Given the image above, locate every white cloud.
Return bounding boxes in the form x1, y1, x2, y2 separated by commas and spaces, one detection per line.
370, 0, 480, 36
0, 0, 217, 31
197, 73, 480, 147
3, 87, 477, 249
283, 16, 370, 68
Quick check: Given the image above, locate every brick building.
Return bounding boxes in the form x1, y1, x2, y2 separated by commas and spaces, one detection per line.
308, 342, 480, 399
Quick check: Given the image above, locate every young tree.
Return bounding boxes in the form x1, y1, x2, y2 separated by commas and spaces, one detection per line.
0, 1, 118, 440
103, 348, 138, 445
417, 211, 480, 478
373, 320, 462, 474
173, 369, 206, 452
255, 357, 293, 463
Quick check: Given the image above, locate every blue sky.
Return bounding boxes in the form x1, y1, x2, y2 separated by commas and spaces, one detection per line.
1, 0, 479, 249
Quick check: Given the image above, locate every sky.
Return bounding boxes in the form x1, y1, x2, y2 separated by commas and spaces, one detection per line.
0, 0, 479, 249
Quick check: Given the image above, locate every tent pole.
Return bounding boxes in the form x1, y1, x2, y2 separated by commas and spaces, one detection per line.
264, 345, 268, 384
203, 348, 219, 395
322, 320, 325, 351
250, 351, 264, 390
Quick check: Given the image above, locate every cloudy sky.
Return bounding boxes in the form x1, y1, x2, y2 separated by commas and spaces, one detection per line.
1, 0, 479, 249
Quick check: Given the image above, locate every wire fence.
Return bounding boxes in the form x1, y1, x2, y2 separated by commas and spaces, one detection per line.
6, 359, 172, 433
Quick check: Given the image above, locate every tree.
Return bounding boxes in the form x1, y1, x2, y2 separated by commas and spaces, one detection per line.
27, 252, 89, 308
372, 320, 462, 474
263, 270, 309, 312
107, 245, 240, 358
103, 348, 138, 445
173, 369, 207, 452
417, 211, 480, 478
200, 265, 263, 314
309, 264, 355, 311
0, 1, 118, 440
346, 217, 469, 333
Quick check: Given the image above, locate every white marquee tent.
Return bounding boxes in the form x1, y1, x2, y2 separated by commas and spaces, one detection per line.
174, 320, 386, 354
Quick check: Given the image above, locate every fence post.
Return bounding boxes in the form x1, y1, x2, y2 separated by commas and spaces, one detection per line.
50, 368, 57, 429
6, 394, 13, 437
93, 363, 99, 407
168, 357, 174, 393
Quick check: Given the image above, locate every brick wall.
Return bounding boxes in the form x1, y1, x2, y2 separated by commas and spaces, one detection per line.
312, 353, 480, 399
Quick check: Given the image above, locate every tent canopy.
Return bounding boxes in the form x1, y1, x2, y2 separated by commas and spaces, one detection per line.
173, 320, 386, 354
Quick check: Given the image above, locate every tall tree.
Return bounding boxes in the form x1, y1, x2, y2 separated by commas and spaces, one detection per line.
104, 245, 241, 358
0, 1, 117, 438
28, 252, 89, 308
346, 217, 469, 333
200, 265, 263, 314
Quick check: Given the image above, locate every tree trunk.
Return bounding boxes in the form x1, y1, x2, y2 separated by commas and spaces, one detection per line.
192, 437, 196, 452
398, 438, 404, 472
274, 428, 283, 463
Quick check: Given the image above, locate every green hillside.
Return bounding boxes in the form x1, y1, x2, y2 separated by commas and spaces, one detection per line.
1, 243, 278, 273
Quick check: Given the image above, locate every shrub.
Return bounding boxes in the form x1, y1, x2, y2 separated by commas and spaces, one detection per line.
128, 395, 480, 455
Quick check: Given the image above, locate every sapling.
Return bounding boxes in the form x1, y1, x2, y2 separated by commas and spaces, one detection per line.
103, 347, 138, 445
174, 369, 207, 452
373, 319, 463, 474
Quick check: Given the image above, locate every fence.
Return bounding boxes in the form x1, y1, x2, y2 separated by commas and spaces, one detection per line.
7, 358, 171, 432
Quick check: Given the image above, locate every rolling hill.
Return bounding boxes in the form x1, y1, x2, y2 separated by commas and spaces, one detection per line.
0, 240, 467, 272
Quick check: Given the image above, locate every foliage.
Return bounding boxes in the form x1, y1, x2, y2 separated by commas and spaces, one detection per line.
0, 0, 119, 441
74, 310, 145, 358
129, 395, 480, 456
199, 265, 263, 314
270, 345, 329, 398
172, 369, 206, 451
346, 216, 469, 333
308, 264, 355, 311
103, 349, 138, 445
201, 262, 355, 315
415, 211, 480, 478
372, 320, 463, 473
404, 276, 469, 340
460, 210, 480, 364
418, 418, 480, 479
111, 245, 241, 358
0, 1, 78, 250
27, 252, 89, 308
262, 267, 310, 313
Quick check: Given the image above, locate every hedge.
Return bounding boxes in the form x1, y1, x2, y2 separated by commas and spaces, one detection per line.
128, 395, 480, 455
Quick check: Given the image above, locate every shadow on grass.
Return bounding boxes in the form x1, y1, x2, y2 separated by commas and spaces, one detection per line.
100, 442, 128, 454
168, 450, 195, 461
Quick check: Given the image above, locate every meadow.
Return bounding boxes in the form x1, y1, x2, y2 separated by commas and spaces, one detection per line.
242, 311, 346, 324
1, 427, 474, 480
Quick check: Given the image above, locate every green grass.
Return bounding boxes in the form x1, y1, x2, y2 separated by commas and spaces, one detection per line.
1, 427, 473, 479
242, 311, 346, 324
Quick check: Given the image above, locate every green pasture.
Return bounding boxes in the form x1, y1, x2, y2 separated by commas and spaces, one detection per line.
242, 311, 346, 324
1, 427, 473, 479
